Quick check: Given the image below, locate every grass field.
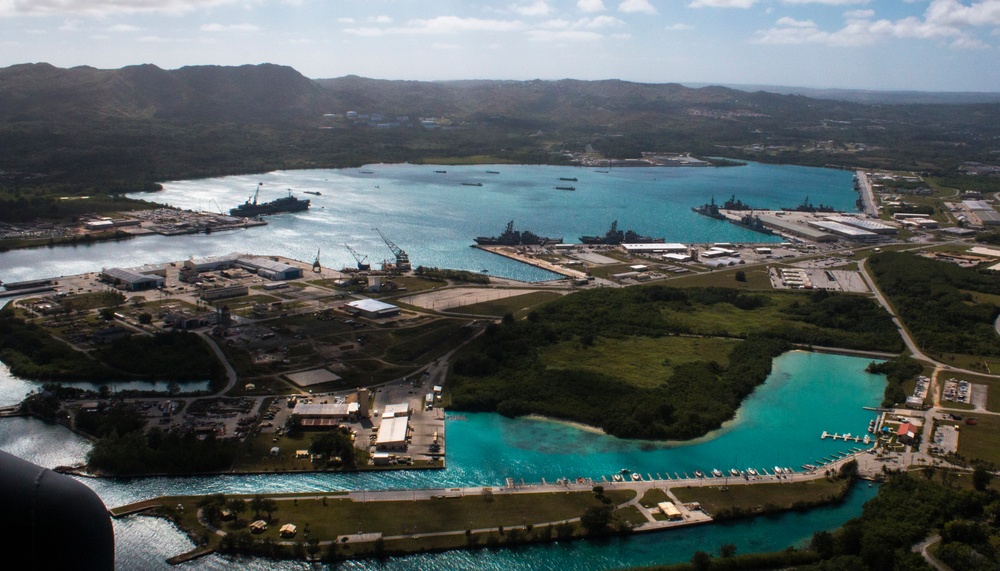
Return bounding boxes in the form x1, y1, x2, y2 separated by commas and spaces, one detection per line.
449, 291, 563, 318
165, 488, 636, 546
638, 487, 671, 508
664, 265, 774, 290
672, 478, 850, 516
956, 414, 1000, 464
540, 336, 740, 388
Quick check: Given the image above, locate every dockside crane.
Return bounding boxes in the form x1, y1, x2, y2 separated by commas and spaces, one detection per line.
344, 244, 370, 271
372, 227, 411, 272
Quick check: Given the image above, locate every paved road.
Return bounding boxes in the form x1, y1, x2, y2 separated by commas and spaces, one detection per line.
197, 331, 239, 394
854, 170, 880, 218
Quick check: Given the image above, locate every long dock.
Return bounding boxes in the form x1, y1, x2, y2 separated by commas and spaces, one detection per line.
472, 245, 587, 279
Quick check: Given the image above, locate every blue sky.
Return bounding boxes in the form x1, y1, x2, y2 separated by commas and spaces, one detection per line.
2, 0, 999, 91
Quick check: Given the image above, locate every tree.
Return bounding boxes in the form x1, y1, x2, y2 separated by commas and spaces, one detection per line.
973, 465, 992, 491
691, 550, 712, 571
250, 495, 266, 518
225, 498, 245, 521
735, 271, 747, 282
719, 543, 737, 558
580, 505, 613, 536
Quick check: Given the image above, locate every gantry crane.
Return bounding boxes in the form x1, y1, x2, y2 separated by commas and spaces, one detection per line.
372, 227, 411, 272
344, 244, 370, 271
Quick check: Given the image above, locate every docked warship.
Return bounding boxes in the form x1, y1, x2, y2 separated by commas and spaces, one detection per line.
782, 196, 835, 213
230, 184, 310, 217
474, 220, 562, 246
691, 195, 753, 220
580, 220, 664, 245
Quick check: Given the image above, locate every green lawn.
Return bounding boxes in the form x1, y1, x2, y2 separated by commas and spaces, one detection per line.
638, 487, 671, 508
664, 265, 773, 290
448, 291, 564, 318
671, 478, 850, 516
540, 336, 740, 389
165, 488, 637, 544
956, 414, 1000, 464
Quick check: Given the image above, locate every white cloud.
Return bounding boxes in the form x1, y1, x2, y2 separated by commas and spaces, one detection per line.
58, 19, 80, 31
526, 29, 604, 41
578, 0, 606, 12
752, 0, 999, 48
90, 34, 109, 39
689, 0, 758, 8
108, 23, 141, 32
665, 22, 694, 30
368, 15, 392, 24
783, 0, 868, 5
511, 1, 552, 16
431, 42, 462, 49
343, 17, 528, 37
618, 0, 657, 14
775, 16, 815, 27
337, 17, 355, 24
0, 0, 240, 17
581, 15, 625, 27
925, 0, 1000, 27
950, 34, 991, 47
200, 23, 260, 32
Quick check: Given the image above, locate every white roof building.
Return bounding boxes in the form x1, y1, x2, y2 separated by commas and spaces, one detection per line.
376, 416, 409, 451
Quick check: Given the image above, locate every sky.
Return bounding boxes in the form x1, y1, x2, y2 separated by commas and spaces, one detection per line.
2, 0, 1000, 91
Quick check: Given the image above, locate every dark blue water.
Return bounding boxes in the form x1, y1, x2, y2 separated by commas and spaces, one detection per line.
0, 162, 857, 284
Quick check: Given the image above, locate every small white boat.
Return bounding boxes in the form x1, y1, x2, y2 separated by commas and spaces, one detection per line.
729, 469, 740, 477
631, 472, 642, 481
712, 469, 724, 478
747, 468, 758, 476
612, 474, 623, 482
774, 466, 784, 475
694, 470, 705, 478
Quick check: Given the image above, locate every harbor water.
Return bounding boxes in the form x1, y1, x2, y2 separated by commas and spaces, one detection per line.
0, 351, 886, 570
0, 162, 873, 569
0, 162, 857, 284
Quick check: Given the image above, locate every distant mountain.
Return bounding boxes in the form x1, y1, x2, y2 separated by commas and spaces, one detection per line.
685, 83, 1000, 105
0, 62, 328, 122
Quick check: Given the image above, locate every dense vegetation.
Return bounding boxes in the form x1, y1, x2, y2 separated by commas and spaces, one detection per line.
87, 428, 238, 475
0, 307, 115, 380
449, 286, 899, 439
413, 266, 491, 284
868, 252, 1000, 358
95, 331, 226, 383
866, 356, 925, 407
0, 307, 225, 384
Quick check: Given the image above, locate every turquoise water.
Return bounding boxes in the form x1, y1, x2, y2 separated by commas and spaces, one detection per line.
0, 162, 857, 284
0, 351, 885, 570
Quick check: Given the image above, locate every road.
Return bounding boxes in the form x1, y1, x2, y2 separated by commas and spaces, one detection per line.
858, 257, 999, 379
854, 170, 880, 218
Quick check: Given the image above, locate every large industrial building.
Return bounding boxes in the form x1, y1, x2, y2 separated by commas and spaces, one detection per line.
806, 220, 880, 242
621, 243, 688, 254
346, 299, 400, 319
825, 216, 898, 235
375, 416, 409, 451
757, 215, 837, 243
183, 253, 303, 281
100, 267, 166, 291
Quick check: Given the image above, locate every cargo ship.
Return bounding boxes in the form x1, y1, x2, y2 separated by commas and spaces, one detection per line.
230, 184, 310, 217
474, 220, 562, 246
580, 220, 664, 245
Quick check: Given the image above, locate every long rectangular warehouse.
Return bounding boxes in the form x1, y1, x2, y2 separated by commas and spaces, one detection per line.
807, 220, 879, 241
757, 215, 837, 242
825, 216, 898, 235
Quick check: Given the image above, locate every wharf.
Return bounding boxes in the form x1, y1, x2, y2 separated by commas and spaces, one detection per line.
473, 245, 587, 279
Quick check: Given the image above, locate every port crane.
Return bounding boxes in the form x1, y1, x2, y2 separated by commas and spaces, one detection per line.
312, 248, 322, 273
372, 227, 411, 272
344, 244, 370, 271
246, 182, 263, 206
